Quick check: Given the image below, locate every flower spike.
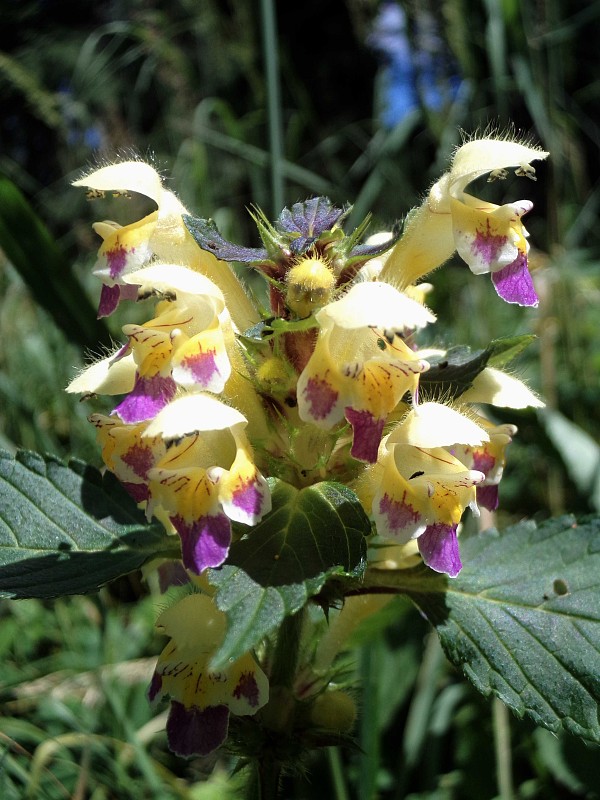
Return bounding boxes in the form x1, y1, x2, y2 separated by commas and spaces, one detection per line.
69, 144, 549, 758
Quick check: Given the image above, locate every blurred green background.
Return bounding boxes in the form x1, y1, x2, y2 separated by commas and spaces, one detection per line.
1, 0, 599, 797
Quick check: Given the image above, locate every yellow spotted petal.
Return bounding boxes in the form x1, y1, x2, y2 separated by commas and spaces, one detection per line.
123, 324, 173, 377
148, 461, 219, 526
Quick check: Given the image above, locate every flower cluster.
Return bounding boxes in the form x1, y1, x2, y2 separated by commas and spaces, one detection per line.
69, 136, 546, 756
68, 176, 272, 575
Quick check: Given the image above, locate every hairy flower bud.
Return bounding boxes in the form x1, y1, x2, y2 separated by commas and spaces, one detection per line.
310, 690, 357, 732
285, 257, 336, 318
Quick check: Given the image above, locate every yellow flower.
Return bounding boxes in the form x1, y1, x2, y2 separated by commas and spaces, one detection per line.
356, 403, 489, 576
67, 265, 233, 423
380, 137, 549, 305
149, 593, 269, 757
144, 393, 271, 573
297, 282, 433, 462
73, 161, 191, 317
88, 414, 166, 504
87, 395, 272, 575
451, 418, 518, 512
451, 367, 544, 510
73, 161, 258, 329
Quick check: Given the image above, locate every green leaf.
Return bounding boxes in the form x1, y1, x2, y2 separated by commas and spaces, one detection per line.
239, 315, 320, 345
0, 450, 175, 599
208, 479, 369, 669
364, 515, 600, 744
183, 214, 270, 264
276, 197, 346, 254
270, 316, 320, 334
420, 335, 536, 400
539, 409, 600, 512
0, 174, 111, 352
419, 345, 486, 400
486, 334, 537, 369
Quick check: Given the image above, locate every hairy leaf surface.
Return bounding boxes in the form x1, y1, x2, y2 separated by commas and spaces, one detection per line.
366, 515, 600, 743
0, 450, 174, 598
208, 479, 369, 669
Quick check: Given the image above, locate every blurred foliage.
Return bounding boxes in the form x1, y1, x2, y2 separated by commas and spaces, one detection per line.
1, 0, 600, 797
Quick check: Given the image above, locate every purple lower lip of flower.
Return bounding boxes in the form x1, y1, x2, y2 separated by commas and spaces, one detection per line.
97, 283, 139, 318
477, 483, 499, 512
113, 374, 177, 423
171, 512, 232, 574
491, 253, 538, 307
345, 407, 385, 463
166, 701, 230, 757
418, 523, 462, 578
98, 284, 120, 318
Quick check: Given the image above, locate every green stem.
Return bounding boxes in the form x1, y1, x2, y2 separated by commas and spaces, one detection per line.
245, 758, 281, 800
270, 607, 306, 688
245, 609, 307, 800
260, 0, 284, 216
328, 747, 350, 800
493, 697, 514, 800
358, 641, 380, 800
